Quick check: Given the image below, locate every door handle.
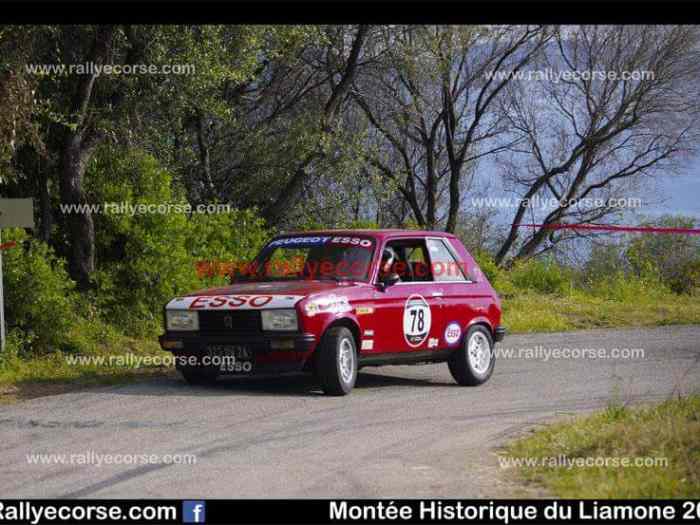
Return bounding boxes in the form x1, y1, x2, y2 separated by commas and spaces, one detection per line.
431, 291, 444, 297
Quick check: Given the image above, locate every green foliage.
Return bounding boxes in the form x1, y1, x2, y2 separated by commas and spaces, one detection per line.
473, 250, 516, 297
669, 259, 700, 295
626, 215, 700, 295
582, 242, 628, 286
187, 207, 270, 288
509, 257, 571, 295
1, 228, 78, 355
149, 25, 321, 119
473, 251, 500, 283
0, 26, 46, 182
0, 229, 134, 360
345, 219, 380, 230
87, 146, 270, 334
86, 146, 198, 334
587, 270, 670, 302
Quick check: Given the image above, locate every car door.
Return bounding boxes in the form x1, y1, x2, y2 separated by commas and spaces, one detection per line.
370, 238, 445, 354
425, 237, 484, 349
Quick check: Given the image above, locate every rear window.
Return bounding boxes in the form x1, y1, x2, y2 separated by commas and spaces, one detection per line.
426, 238, 468, 282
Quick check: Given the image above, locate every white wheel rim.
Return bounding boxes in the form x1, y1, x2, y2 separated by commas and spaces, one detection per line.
338, 338, 354, 383
468, 332, 492, 375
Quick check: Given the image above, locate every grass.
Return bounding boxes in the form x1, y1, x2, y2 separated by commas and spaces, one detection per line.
0, 333, 172, 404
503, 291, 700, 333
501, 395, 700, 497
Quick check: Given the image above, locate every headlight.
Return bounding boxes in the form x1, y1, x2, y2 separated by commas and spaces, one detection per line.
166, 310, 199, 331
261, 309, 298, 331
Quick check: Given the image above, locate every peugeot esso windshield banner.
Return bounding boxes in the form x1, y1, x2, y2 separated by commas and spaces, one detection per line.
0, 499, 698, 524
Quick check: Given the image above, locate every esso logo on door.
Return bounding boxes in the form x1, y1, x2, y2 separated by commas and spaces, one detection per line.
444, 322, 462, 346
403, 294, 432, 347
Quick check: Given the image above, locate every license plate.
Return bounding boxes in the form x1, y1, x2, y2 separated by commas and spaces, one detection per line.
207, 345, 254, 374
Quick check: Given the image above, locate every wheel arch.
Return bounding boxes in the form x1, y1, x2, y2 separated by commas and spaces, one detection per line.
319, 317, 362, 354
466, 316, 495, 339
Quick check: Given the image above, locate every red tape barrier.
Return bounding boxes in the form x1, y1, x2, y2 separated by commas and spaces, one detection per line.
516, 223, 700, 235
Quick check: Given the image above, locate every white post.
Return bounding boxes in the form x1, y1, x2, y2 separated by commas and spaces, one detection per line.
0, 228, 4, 352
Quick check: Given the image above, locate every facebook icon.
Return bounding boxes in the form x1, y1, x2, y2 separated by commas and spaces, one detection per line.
183, 501, 206, 523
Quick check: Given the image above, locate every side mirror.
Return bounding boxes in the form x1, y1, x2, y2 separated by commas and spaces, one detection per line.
379, 272, 401, 290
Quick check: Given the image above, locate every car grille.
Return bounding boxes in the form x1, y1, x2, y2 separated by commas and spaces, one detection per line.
198, 310, 262, 335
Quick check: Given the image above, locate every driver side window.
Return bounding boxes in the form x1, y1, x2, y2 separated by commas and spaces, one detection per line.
381, 240, 433, 282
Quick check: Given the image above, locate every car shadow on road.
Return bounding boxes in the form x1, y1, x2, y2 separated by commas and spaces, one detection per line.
114, 369, 455, 398
356, 371, 456, 389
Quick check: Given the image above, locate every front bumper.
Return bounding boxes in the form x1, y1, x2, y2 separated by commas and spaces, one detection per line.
494, 326, 506, 342
159, 332, 317, 374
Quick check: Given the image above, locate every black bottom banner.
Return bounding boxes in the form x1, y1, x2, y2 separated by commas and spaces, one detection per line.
0, 499, 699, 525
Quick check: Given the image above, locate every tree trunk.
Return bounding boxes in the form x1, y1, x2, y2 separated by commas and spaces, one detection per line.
58, 25, 115, 289
60, 134, 97, 289
425, 148, 436, 228
195, 110, 216, 201
444, 161, 461, 233
38, 167, 52, 243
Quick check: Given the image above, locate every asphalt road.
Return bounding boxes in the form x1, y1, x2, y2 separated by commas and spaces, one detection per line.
1, 326, 699, 498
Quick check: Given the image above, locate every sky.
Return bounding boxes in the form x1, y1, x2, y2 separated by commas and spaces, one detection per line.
657, 157, 700, 220
475, 152, 700, 229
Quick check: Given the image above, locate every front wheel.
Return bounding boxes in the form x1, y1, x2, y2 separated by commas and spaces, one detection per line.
315, 326, 357, 396
448, 325, 495, 386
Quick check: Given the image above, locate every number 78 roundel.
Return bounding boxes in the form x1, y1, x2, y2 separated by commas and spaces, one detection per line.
403, 294, 432, 347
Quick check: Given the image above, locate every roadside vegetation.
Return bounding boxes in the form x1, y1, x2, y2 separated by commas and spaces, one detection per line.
1, 194, 698, 401
473, 234, 700, 332
502, 395, 700, 497
1, 25, 700, 400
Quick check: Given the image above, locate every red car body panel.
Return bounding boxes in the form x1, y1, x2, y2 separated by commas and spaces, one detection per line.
160, 229, 504, 374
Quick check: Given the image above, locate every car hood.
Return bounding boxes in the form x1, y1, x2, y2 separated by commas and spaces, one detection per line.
166, 280, 359, 310
187, 280, 357, 297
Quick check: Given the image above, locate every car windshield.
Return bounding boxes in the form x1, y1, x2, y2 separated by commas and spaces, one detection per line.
236, 235, 376, 282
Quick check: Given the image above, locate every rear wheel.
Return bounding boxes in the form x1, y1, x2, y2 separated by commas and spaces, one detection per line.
316, 326, 357, 396
179, 366, 219, 386
448, 325, 495, 386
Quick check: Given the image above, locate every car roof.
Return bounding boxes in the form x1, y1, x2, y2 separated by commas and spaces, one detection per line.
276, 229, 457, 241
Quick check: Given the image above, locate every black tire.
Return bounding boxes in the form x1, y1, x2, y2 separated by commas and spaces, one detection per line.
448, 325, 495, 386
315, 326, 357, 396
179, 366, 219, 386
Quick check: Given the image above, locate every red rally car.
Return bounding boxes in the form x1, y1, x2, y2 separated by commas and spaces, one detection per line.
159, 230, 505, 395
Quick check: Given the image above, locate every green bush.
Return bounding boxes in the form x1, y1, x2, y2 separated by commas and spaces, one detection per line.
668, 259, 700, 295
87, 146, 271, 335
187, 207, 270, 288
509, 257, 571, 296
87, 147, 199, 334
626, 215, 700, 295
1, 228, 78, 355
588, 270, 670, 302
473, 250, 516, 297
